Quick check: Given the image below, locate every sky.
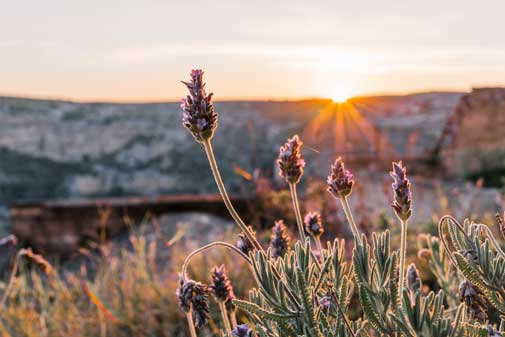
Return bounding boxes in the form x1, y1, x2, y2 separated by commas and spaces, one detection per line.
1, 0, 505, 102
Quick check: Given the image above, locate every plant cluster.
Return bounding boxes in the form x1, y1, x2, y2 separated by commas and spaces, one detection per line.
177, 69, 505, 337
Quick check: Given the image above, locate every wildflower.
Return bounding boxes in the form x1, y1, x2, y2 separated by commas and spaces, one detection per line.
176, 278, 211, 328
327, 157, 354, 199
417, 248, 432, 260
269, 220, 291, 259
232, 324, 255, 337
459, 280, 488, 323
317, 295, 331, 311
0, 234, 17, 250
304, 211, 324, 238
236, 226, 256, 255
181, 69, 218, 142
390, 161, 412, 222
210, 265, 235, 303
406, 263, 421, 294
277, 135, 305, 185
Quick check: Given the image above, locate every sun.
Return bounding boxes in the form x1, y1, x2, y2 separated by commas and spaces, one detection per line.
329, 86, 352, 103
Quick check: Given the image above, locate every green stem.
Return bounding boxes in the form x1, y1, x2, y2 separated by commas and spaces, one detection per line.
186, 311, 198, 337
230, 309, 238, 328
203, 139, 263, 252
398, 219, 408, 292
289, 183, 306, 242
339, 197, 359, 239
315, 236, 324, 255
218, 301, 232, 334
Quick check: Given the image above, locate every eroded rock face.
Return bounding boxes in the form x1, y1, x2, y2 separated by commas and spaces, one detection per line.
442, 88, 505, 182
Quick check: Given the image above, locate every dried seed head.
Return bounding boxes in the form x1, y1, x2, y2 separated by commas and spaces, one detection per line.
277, 135, 305, 185
406, 263, 421, 294
209, 264, 235, 303
236, 226, 256, 255
269, 220, 291, 259
232, 324, 255, 337
19, 248, 53, 275
181, 69, 218, 142
304, 211, 324, 238
176, 278, 211, 329
390, 161, 412, 221
327, 157, 354, 199
459, 280, 488, 323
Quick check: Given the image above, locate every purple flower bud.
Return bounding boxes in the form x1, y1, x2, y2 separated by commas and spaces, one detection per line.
459, 280, 488, 323
269, 220, 291, 259
176, 277, 211, 329
236, 226, 256, 255
390, 161, 412, 221
181, 69, 218, 142
327, 157, 354, 199
304, 211, 324, 238
277, 135, 305, 185
232, 324, 255, 337
406, 263, 421, 294
210, 264, 235, 303
488, 325, 502, 337
317, 295, 331, 311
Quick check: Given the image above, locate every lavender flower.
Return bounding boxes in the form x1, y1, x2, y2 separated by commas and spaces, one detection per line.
488, 325, 502, 337
270, 220, 291, 259
304, 211, 324, 238
459, 280, 488, 323
317, 295, 331, 312
390, 161, 412, 221
496, 212, 505, 240
277, 135, 305, 185
181, 69, 218, 142
176, 278, 211, 328
210, 264, 235, 303
327, 157, 354, 199
236, 226, 256, 255
232, 324, 255, 337
406, 263, 421, 294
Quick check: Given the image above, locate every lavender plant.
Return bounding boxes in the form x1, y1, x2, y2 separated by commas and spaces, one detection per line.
177, 69, 500, 337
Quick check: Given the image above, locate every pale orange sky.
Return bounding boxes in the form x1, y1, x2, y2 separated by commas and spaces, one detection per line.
1, 0, 505, 102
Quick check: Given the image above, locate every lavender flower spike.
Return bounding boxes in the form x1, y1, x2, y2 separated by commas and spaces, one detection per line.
304, 211, 324, 238
176, 278, 211, 329
236, 226, 257, 255
232, 324, 255, 337
390, 161, 412, 222
270, 220, 291, 259
277, 135, 305, 185
327, 157, 354, 199
210, 264, 235, 303
181, 69, 218, 142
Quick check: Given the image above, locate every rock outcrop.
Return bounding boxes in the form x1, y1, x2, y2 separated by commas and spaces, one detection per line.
441, 88, 505, 184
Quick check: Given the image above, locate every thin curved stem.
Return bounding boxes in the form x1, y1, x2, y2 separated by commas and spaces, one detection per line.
314, 237, 324, 256
181, 241, 251, 281
230, 309, 238, 328
339, 196, 359, 239
218, 301, 232, 334
203, 139, 263, 252
398, 219, 408, 292
477, 223, 505, 259
289, 183, 306, 242
186, 311, 198, 337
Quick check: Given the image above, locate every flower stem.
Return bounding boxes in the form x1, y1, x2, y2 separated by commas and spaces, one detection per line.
203, 139, 263, 252
315, 237, 324, 255
0, 251, 20, 308
186, 311, 198, 337
289, 183, 306, 242
398, 219, 408, 292
339, 196, 359, 239
230, 309, 238, 328
218, 301, 232, 334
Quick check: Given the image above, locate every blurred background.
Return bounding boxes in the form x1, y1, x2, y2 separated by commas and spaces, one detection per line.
0, 1, 505, 336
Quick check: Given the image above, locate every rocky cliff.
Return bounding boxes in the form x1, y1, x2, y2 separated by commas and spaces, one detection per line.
442, 88, 505, 185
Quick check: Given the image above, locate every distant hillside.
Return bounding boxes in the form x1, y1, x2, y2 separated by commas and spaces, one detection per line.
0, 92, 463, 203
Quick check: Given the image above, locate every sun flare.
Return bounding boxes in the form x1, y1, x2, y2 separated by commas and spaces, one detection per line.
329, 86, 352, 103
